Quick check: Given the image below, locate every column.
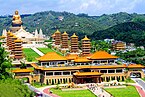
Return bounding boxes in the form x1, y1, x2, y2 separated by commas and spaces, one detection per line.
110, 76, 112, 81
115, 69, 116, 73
107, 69, 108, 73
120, 76, 122, 81
105, 77, 106, 82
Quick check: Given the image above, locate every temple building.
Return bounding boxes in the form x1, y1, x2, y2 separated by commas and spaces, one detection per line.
81, 35, 91, 56
54, 30, 61, 46
61, 31, 69, 49
70, 33, 79, 53
112, 41, 126, 51
11, 50, 145, 85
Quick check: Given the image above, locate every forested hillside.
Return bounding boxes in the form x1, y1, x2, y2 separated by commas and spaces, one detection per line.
91, 22, 145, 46
1, 11, 145, 45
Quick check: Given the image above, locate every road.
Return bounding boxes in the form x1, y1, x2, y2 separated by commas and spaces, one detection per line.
132, 78, 145, 91
25, 83, 51, 97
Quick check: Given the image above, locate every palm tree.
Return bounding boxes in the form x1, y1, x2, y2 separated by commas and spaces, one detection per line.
0, 42, 12, 79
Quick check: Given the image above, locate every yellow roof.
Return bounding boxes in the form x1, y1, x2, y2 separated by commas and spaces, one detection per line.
62, 31, 68, 35
71, 33, 78, 38
37, 52, 67, 61
12, 35, 17, 39
89, 51, 118, 60
10, 33, 14, 37
127, 64, 145, 68
14, 39, 22, 42
0, 35, 6, 38
12, 69, 33, 73
66, 54, 78, 60
51, 33, 55, 37
74, 57, 92, 62
79, 65, 127, 69
30, 63, 43, 69
82, 35, 90, 40
73, 72, 102, 76
43, 66, 81, 71
55, 29, 61, 34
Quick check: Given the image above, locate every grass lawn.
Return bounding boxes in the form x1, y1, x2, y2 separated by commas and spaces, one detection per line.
37, 48, 54, 54
105, 86, 140, 97
141, 78, 145, 81
50, 88, 96, 97
23, 48, 40, 62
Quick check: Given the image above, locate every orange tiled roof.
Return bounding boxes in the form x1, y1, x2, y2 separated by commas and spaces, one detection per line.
0, 35, 6, 38
66, 54, 78, 60
89, 51, 118, 60
37, 52, 67, 61
82, 35, 90, 41
12, 69, 33, 73
127, 64, 145, 68
79, 65, 127, 69
74, 57, 92, 62
43, 66, 81, 71
30, 63, 44, 69
73, 72, 102, 76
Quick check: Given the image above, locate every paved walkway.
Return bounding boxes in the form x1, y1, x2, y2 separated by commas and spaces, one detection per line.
31, 47, 44, 56
87, 83, 112, 97
131, 78, 145, 97
43, 88, 60, 97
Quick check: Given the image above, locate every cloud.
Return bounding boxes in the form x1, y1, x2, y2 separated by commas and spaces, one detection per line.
0, 0, 145, 16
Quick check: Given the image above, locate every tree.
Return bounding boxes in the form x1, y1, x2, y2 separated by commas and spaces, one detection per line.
0, 42, 12, 79
20, 61, 27, 69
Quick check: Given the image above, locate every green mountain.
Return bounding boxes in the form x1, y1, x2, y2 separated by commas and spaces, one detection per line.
91, 21, 145, 46
1, 11, 145, 36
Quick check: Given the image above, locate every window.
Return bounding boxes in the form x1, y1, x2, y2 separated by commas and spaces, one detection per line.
46, 72, 53, 76
100, 70, 107, 73
54, 72, 62, 75
63, 72, 70, 75
108, 70, 115, 73
116, 69, 122, 73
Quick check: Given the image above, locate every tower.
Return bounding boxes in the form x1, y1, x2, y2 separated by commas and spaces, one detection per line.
61, 31, 69, 49
71, 33, 78, 53
54, 30, 61, 45
82, 35, 91, 56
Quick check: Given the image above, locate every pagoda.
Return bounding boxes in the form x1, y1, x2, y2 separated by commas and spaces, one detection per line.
70, 33, 78, 53
61, 31, 69, 49
82, 36, 91, 56
14, 39, 23, 60
54, 30, 61, 46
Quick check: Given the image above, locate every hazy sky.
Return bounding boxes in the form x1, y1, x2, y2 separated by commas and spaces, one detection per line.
1, 0, 145, 16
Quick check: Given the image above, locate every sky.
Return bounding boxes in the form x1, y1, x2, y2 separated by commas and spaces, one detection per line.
1, 0, 145, 16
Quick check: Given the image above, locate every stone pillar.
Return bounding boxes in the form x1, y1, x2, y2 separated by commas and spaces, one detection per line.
105, 77, 106, 82
110, 76, 112, 81
115, 76, 117, 80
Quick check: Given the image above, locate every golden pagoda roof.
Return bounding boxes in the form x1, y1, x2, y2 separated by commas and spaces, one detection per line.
0, 35, 6, 38
10, 33, 14, 37
73, 72, 102, 76
14, 39, 22, 42
12, 35, 17, 39
7, 30, 11, 34
74, 57, 92, 62
71, 33, 78, 38
89, 51, 118, 60
55, 29, 61, 34
12, 68, 33, 73
37, 52, 67, 61
51, 33, 55, 37
82, 35, 90, 40
62, 31, 68, 35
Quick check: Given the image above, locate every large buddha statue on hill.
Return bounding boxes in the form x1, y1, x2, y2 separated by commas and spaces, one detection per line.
12, 10, 22, 27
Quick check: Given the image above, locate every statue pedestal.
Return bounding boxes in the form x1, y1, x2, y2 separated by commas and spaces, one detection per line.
9, 26, 26, 33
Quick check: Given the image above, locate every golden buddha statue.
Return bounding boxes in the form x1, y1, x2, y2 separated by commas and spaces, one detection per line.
12, 10, 22, 27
